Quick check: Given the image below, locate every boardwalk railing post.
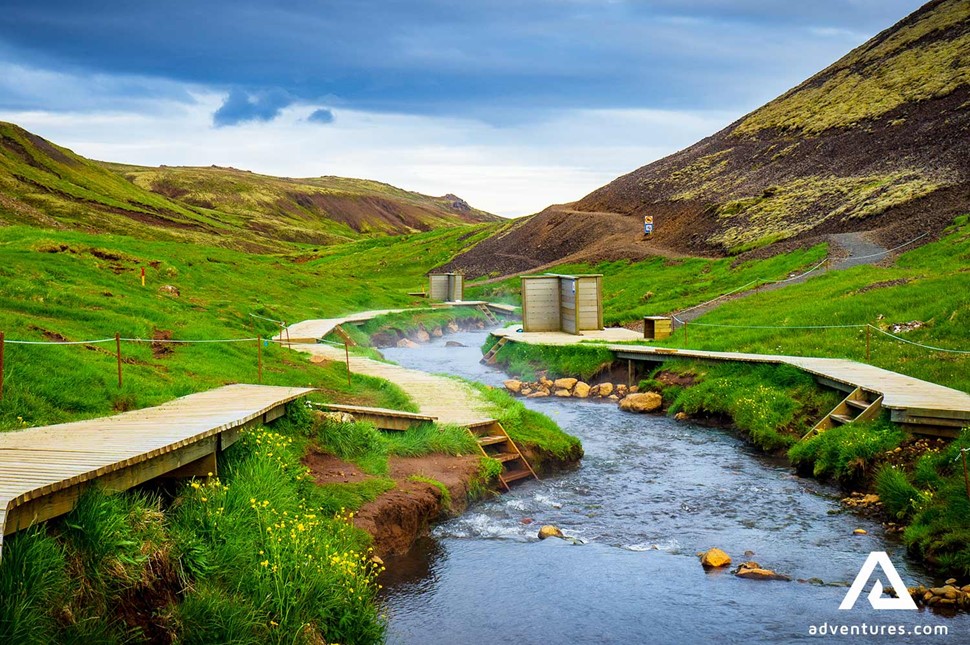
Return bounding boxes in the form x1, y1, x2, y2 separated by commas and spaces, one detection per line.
0, 330, 5, 400
345, 341, 352, 387
257, 336, 263, 383
684, 321, 689, 347
115, 332, 123, 389
865, 325, 871, 362
962, 449, 970, 502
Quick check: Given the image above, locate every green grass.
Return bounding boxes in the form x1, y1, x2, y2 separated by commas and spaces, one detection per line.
788, 417, 905, 481
407, 475, 452, 509
660, 362, 842, 451
0, 224, 487, 431
875, 465, 926, 521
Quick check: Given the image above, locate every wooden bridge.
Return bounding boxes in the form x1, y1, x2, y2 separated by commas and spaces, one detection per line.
492, 327, 970, 437
0, 384, 314, 559
278, 302, 517, 344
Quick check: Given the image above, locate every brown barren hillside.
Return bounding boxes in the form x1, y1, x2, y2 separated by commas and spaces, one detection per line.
443, 0, 970, 278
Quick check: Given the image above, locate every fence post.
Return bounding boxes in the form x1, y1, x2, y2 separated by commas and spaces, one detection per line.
115, 332, 123, 389
865, 325, 871, 362
684, 321, 689, 347
0, 330, 5, 400
345, 341, 352, 387
962, 449, 970, 502
257, 336, 263, 384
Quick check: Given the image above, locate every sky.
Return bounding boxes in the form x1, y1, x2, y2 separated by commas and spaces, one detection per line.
0, 0, 926, 217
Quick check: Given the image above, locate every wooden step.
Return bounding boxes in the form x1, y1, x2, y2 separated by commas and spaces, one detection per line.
480, 337, 508, 365
493, 452, 522, 463
477, 435, 508, 446
501, 469, 534, 483
846, 399, 870, 411
830, 414, 854, 425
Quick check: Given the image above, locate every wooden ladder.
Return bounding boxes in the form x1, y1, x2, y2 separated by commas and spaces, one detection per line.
480, 337, 508, 365
466, 420, 539, 490
478, 304, 500, 325
801, 387, 884, 441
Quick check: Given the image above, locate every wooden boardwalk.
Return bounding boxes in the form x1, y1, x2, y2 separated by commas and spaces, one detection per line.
278, 303, 518, 343
493, 327, 970, 433
0, 384, 314, 557
295, 343, 494, 426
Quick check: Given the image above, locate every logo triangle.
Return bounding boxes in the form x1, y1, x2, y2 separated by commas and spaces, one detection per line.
840, 551, 917, 611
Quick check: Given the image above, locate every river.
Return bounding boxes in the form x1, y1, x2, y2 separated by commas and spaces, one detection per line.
377, 329, 968, 643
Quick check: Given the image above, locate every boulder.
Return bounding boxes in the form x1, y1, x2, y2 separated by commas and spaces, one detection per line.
629, 385, 640, 393
616, 384, 629, 396
520, 387, 533, 396
447, 321, 460, 333
598, 383, 614, 397
528, 391, 550, 398
554, 377, 579, 390
159, 284, 180, 297
608, 394, 619, 401
445, 341, 466, 347
674, 412, 689, 421
504, 380, 523, 394
619, 392, 663, 413
539, 377, 554, 388
397, 338, 419, 349
735, 565, 791, 582
700, 548, 732, 569
431, 327, 444, 337
538, 525, 565, 540
414, 329, 431, 343
573, 382, 591, 398
852, 529, 868, 535
554, 389, 572, 398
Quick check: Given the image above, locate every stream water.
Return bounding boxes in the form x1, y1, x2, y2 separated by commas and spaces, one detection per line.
377, 330, 967, 643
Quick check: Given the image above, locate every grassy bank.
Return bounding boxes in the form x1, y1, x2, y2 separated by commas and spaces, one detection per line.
481, 335, 614, 381
0, 224, 490, 431
358, 307, 491, 346
0, 403, 386, 644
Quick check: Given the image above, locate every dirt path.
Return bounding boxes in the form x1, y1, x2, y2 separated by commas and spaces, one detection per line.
669, 231, 890, 325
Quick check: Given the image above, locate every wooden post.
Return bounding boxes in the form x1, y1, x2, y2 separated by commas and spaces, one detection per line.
0, 330, 5, 401
285, 326, 291, 349
257, 336, 263, 383
627, 359, 633, 387
865, 325, 871, 362
140, 267, 146, 287
962, 449, 970, 502
115, 332, 123, 389
278, 323, 284, 346
684, 321, 688, 347
345, 341, 352, 387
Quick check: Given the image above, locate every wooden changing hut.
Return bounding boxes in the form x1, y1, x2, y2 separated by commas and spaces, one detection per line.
428, 272, 465, 302
521, 274, 603, 334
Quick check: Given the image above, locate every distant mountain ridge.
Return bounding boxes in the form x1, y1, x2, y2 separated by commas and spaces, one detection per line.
443, 0, 970, 278
0, 122, 500, 253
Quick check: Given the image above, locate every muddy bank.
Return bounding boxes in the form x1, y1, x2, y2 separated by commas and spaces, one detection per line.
304, 451, 484, 557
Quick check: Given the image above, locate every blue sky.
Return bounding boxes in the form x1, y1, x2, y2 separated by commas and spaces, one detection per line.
0, 1, 926, 216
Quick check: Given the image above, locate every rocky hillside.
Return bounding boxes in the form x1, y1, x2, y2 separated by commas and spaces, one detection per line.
444, 0, 970, 277
0, 122, 500, 253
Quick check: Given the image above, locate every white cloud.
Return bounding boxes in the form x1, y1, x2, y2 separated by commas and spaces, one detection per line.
1, 91, 738, 217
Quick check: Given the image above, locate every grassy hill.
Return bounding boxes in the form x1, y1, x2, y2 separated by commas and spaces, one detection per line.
445, 0, 970, 277
0, 122, 500, 254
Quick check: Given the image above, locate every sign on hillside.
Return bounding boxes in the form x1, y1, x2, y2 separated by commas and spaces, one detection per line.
643, 215, 653, 235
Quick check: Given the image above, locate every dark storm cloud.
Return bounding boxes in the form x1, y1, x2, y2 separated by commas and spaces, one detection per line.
0, 0, 929, 120
307, 108, 335, 124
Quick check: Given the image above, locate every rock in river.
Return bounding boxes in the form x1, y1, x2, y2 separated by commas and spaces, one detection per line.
700, 548, 732, 569
504, 380, 523, 394
573, 382, 591, 398
554, 377, 579, 390
538, 525, 565, 540
619, 392, 662, 413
